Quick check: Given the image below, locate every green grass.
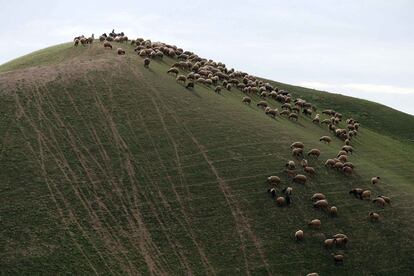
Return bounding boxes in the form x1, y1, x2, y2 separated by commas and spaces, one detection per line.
1, 41, 414, 275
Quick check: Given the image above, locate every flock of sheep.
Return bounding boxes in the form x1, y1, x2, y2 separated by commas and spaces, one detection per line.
73, 31, 391, 275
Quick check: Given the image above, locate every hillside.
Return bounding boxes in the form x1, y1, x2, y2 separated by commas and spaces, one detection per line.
1, 41, 414, 275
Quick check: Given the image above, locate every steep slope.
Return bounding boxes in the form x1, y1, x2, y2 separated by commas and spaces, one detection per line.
1, 42, 414, 275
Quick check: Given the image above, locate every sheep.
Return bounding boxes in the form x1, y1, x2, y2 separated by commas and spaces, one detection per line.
117, 48, 125, 55
342, 145, 353, 154
176, 75, 187, 84
349, 188, 363, 198
282, 187, 293, 196
324, 238, 335, 248
372, 197, 386, 207
306, 273, 319, 276
311, 193, 326, 201
342, 166, 353, 175
292, 148, 303, 158
293, 174, 307, 184
290, 142, 304, 149
226, 84, 232, 91
295, 230, 304, 241
337, 150, 347, 157
74, 39, 80, 46
286, 160, 296, 170
289, 113, 298, 121
307, 149, 321, 158
254, 99, 267, 108
343, 162, 354, 168
144, 58, 150, 68
266, 108, 278, 118
267, 188, 276, 198
242, 96, 251, 104
267, 176, 281, 185
334, 161, 344, 170
276, 196, 286, 206
334, 237, 348, 247
304, 166, 316, 175
371, 176, 380, 185
214, 86, 222, 93
286, 169, 296, 178
308, 219, 321, 229
361, 190, 371, 200
280, 110, 290, 116
314, 199, 329, 209
186, 82, 194, 89
338, 155, 348, 163
167, 67, 179, 76
325, 159, 336, 167
345, 139, 351, 145
378, 195, 391, 204
333, 254, 344, 265
369, 212, 380, 222
319, 136, 332, 144
300, 159, 308, 168
103, 41, 113, 49
330, 206, 338, 217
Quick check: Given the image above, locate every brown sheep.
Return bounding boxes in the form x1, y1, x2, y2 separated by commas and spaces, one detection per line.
286, 160, 296, 170
311, 193, 326, 201
144, 58, 150, 68
334, 162, 344, 170
324, 238, 335, 248
332, 233, 348, 240
343, 162, 354, 168
342, 166, 353, 175
176, 75, 187, 84
319, 136, 332, 144
325, 159, 336, 167
267, 176, 281, 185
280, 110, 290, 116
186, 82, 194, 89
215, 86, 222, 93
74, 39, 80, 46
304, 166, 316, 175
379, 195, 391, 204
369, 212, 380, 222
295, 230, 304, 241
167, 67, 179, 76
334, 237, 348, 247
306, 273, 319, 276
117, 48, 125, 55
307, 149, 321, 158
342, 145, 353, 154
103, 41, 113, 49
337, 150, 347, 157
292, 148, 304, 158
371, 176, 380, 185
290, 142, 305, 149
349, 188, 363, 198
289, 113, 298, 121
361, 190, 371, 200
276, 196, 286, 206
256, 101, 268, 108
266, 108, 278, 118
242, 96, 251, 104
293, 174, 307, 184
308, 219, 321, 229
330, 206, 338, 216
301, 159, 308, 167
338, 155, 348, 162
314, 199, 329, 209
333, 254, 344, 265
372, 197, 386, 207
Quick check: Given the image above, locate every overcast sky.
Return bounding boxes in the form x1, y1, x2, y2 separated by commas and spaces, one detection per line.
1, 0, 413, 115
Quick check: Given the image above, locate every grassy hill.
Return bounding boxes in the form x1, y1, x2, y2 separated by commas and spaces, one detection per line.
1, 41, 414, 275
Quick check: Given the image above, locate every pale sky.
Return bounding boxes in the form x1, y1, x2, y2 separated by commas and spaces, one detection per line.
1, 0, 413, 115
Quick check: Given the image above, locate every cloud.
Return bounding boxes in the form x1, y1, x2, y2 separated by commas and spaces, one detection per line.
299, 82, 414, 95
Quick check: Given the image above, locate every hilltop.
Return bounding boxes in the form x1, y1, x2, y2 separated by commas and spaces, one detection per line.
0, 39, 414, 275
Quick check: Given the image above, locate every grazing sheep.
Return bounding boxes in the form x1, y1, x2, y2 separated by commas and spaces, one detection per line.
342, 166, 353, 175
338, 155, 348, 162
293, 174, 307, 184
214, 86, 222, 93
74, 39, 80, 46
103, 41, 113, 49
361, 190, 371, 200
311, 193, 326, 201
167, 67, 179, 76
349, 188, 363, 198
226, 84, 232, 91
334, 237, 348, 247
186, 82, 194, 89
378, 195, 391, 204
280, 110, 290, 116
371, 176, 380, 185
342, 145, 353, 154
304, 166, 316, 175
256, 101, 268, 108
289, 113, 298, 121
337, 150, 347, 157
345, 139, 351, 145
308, 219, 321, 229
343, 162, 354, 168
282, 187, 293, 195
306, 273, 319, 276
290, 142, 304, 149
333, 254, 344, 265
292, 148, 304, 158
319, 136, 332, 144
369, 212, 380, 222
176, 75, 187, 83
267, 176, 281, 185
267, 188, 276, 198
314, 199, 329, 209
334, 161, 344, 170
330, 206, 338, 217
286, 160, 296, 170
324, 238, 335, 248
266, 108, 278, 118
373, 197, 386, 207
286, 169, 296, 178
117, 48, 125, 55
307, 149, 321, 158
325, 159, 336, 167
242, 96, 251, 104
276, 196, 286, 206
295, 230, 304, 241
300, 159, 308, 168
144, 58, 150, 68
